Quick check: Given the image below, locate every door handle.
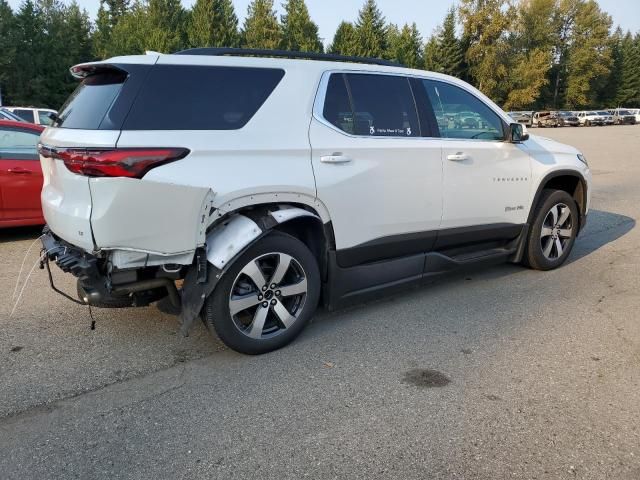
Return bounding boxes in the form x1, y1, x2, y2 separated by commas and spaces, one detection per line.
7, 167, 32, 174
320, 154, 352, 164
447, 152, 469, 162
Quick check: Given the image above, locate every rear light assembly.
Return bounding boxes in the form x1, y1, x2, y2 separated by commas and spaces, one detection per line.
38, 145, 189, 179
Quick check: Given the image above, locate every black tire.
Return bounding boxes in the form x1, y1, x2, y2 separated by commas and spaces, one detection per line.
204, 231, 320, 355
523, 189, 579, 271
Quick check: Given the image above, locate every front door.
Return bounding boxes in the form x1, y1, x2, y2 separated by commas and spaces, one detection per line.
0, 125, 44, 222
310, 72, 443, 266
417, 79, 531, 247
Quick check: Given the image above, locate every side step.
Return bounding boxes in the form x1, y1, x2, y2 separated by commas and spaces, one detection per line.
424, 247, 516, 276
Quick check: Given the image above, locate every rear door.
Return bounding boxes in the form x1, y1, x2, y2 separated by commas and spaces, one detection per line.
0, 124, 43, 222
309, 71, 443, 267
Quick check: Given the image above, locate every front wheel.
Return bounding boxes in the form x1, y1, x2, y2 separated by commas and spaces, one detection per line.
523, 189, 579, 271
204, 231, 320, 354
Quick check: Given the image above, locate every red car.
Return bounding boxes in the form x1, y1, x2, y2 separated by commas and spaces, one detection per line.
0, 119, 45, 227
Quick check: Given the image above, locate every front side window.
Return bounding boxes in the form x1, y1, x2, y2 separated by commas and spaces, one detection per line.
38, 110, 55, 126
421, 80, 504, 141
0, 128, 40, 160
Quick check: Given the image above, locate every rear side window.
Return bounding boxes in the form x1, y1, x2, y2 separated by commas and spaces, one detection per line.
323, 74, 355, 134
123, 65, 285, 130
56, 70, 127, 129
345, 74, 419, 137
13, 109, 35, 123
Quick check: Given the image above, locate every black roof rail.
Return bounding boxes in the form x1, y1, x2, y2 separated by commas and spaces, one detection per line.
174, 47, 404, 68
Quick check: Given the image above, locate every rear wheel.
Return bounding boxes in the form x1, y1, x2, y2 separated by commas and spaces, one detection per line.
204, 231, 320, 354
523, 189, 579, 271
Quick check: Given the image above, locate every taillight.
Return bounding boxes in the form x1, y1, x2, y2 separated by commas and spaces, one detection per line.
38, 145, 189, 179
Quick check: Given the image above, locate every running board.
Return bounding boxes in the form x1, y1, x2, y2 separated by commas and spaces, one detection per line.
424, 247, 516, 276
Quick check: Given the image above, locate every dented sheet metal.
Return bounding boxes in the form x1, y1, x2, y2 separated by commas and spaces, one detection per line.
89, 178, 215, 255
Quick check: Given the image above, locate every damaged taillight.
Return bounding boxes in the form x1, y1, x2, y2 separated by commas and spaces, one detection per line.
38, 145, 189, 179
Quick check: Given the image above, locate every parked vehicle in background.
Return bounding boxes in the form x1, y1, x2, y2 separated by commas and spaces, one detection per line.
532, 111, 562, 127
610, 108, 637, 125
507, 111, 533, 127
4, 107, 57, 126
576, 111, 605, 126
624, 108, 640, 123
40, 49, 591, 354
558, 111, 579, 126
0, 108, 24, 122
0, 119, 45, 227
596, 111, 614, 125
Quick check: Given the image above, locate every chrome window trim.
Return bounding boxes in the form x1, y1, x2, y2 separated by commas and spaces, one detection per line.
312, 69, 513, 144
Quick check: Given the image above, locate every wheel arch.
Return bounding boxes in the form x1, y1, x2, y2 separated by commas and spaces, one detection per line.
528, 170, 587, 232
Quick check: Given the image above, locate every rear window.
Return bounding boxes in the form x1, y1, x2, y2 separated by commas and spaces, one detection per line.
123, 65, 285, 130
56, 70, 127, 129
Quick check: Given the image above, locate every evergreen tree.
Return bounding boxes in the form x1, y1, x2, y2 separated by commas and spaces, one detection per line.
109, 0, 147, 55
353, 0, 387, 58
280, 0, 322, 52
0, 0, 16, 104
425, 8, 464, 77
422, 35, 440, 72
328, 21, 356, 55
187, 0, 239, 48
93, 0, 129, 58
615, 31, 640, 106
145, 0, 187, 53
241, 0, 280, 50
386, 23, 422, 68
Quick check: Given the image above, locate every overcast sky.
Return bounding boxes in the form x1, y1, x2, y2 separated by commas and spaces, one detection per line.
7, 0, 640, 43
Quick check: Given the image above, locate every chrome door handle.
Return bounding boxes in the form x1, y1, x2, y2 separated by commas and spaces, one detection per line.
447, 152, 469, 162
320, 154, 352, 164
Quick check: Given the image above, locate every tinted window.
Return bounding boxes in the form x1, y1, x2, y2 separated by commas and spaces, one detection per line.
329, 73, 420, 137
421, 80, 504, 141
344, 74, 419, 137
56, 70, 127, 129
0, 127, 40, 160
323, 74, 354, 134
123, 65, 285, 130
14, 109, 35, 123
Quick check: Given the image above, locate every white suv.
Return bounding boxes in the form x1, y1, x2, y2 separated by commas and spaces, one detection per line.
40, 49, 591, 354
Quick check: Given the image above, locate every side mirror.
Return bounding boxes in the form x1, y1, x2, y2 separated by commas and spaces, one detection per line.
508, 122, 529, 143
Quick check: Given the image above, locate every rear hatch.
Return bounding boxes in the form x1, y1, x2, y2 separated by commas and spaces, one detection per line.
39, 61, 146, 251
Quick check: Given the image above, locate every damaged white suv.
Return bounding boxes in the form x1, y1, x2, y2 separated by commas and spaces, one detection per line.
40, 48, 591, 354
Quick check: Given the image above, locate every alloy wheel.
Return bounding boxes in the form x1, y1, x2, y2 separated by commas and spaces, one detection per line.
540, 203, 574, 260
228, 252, 308, 340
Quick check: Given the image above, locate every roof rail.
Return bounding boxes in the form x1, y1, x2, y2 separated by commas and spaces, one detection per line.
174, 47, 404, 68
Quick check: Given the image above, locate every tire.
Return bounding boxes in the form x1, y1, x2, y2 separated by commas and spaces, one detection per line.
523, 189, 579, 271
204, 231, 320, 354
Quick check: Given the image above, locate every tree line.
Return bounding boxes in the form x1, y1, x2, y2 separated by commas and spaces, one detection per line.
1, 0, 639, 111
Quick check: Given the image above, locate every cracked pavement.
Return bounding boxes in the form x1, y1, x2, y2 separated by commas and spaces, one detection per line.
1, 126, 639, 479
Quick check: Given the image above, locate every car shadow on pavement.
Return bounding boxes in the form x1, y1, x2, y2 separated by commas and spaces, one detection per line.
0, 226, 43, 244
567, 209, 635, 263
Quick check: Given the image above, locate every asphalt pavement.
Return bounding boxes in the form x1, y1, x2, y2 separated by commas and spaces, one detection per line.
1, 125, 639, 479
